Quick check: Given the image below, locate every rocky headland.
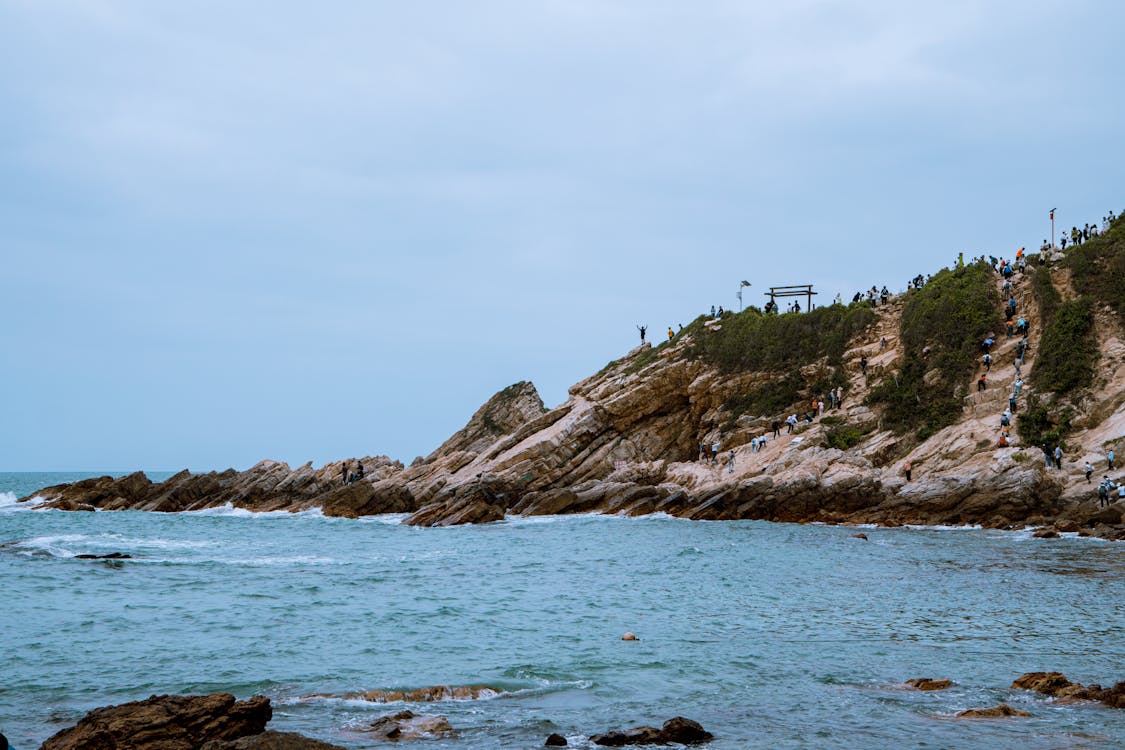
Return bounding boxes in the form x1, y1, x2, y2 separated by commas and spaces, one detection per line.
21, 219, 1125, 539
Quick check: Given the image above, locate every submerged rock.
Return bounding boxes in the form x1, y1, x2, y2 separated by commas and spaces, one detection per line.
201, 731, 347, 750
955, 704, 1030, 718
74, 552, 133, 560
316, 684, 499, 703
590, 717, 712, 746
361, 710, 454, 741
40, 693, 271, 750
906, 678, 951, 691
544, 733, 568, 746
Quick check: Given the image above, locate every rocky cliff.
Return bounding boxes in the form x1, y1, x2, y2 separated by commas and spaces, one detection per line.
21, 225, 1125, 539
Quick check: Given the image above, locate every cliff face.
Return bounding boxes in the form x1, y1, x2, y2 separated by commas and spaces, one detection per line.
21, 246, 1125, 538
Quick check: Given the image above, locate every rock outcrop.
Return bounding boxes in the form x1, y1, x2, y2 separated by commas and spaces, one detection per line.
39, 693, 271, 750
20, 252, 1125, 539
1012, 672, 1125, 708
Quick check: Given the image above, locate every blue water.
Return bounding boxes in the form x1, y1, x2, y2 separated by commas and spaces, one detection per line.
2, 472, 1124, 749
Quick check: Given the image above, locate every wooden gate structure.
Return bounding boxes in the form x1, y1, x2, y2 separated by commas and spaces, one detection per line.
764, 284, 817, 313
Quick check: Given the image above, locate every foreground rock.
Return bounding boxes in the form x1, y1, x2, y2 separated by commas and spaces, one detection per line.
74, 552, 132, 560
40, 693, 271, 750
590, 717, 712, 746
361, 711, 455, 741
201, 732, 347, 750
544, 733, 568, 746
1012, 672, 1125, 708
955, 704, 1030, 718
906, 678, 951, 691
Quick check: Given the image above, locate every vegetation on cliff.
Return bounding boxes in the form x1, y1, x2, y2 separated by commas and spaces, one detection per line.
692, 304, 875, 374
1066, 212, 1125, 319
868, 261, 1000, 440
1031, 296, 1096, 394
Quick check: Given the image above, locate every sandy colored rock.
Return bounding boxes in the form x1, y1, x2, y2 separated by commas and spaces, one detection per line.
318, 685, 499, 703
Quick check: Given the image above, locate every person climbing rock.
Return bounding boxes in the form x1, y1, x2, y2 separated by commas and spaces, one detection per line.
903, 460, 912, 481
860, 356, 868, 376
727, 450, 735, 474
1109, 449, 1117, 471
771, 419, 781, 438
786, 414, 798, 434
835, 386, 844, 409
1085, 462, 1095, 483
637, 325, 647, 343
977, 373, 987, 392
997, 433, 1009, 447
667, 327, 674, 341
1054, 445, 1064, 470
983, 353, 992, 372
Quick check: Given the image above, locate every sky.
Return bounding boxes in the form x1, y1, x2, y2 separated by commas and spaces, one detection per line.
2, 1, 1123, 472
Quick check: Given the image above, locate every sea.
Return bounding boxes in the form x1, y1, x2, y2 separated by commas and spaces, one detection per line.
2, 471, 1124, 749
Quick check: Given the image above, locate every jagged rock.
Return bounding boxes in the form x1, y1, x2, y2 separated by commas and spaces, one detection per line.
40, 693, 271, 750
201, 731, 347, 750
544, 734, 568, 746
906, 678, 951, 691
956, 704, 1029, 718
361, 710, 454, 741
659, 717, 713, 744
851, 533, 868, 540
1054, 518, 1081, 533
1033, 528, 1060, 538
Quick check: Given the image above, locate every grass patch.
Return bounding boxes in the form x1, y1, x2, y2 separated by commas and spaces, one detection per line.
1031, 296, 1097, 394
692, 304, 875, 374
867, 261, 1001, 440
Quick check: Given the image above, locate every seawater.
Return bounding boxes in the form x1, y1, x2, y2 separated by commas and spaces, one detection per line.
2, 472, 1124, 749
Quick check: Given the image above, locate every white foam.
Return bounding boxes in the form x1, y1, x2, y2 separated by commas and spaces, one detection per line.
0, 491, 43, 512
357, 513, 411, 525
183, 503, 326, 519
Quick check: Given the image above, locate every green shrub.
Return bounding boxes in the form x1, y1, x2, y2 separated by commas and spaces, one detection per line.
824, 424, 869, 450
1031, 296, 1096, 394
1017, 394, 1073, 449
692, 303, 875, 373
1031, 264, 1062, 328
868, 261, 1001, 440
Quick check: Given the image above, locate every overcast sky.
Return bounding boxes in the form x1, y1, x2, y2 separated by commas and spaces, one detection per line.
2, 1, 1123, 471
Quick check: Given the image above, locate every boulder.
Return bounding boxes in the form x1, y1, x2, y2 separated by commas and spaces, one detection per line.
544, 734, 568, 746
955, 704, 1030, 718
1084, 506, 1123, 526
40, 693, 271, 750
659, 717, 713, 744
201, 731, 347, 750
906, 678, 951, 691
1033, 528, 1059, 539
1054, 518, 1080, 533
361, 710, 454, 741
